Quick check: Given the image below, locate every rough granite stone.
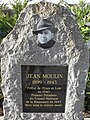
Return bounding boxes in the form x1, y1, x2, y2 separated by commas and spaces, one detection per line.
0, 1, 89, 120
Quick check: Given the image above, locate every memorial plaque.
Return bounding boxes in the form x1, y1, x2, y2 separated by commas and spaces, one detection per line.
21, 65, 68, 113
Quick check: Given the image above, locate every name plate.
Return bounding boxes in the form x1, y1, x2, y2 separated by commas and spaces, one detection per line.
21, 65, 68, 113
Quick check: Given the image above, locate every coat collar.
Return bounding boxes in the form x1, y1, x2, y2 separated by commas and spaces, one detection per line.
38, 40, 55, 49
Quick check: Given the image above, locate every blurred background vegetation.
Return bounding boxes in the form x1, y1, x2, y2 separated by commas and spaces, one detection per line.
0, 0, 90, 116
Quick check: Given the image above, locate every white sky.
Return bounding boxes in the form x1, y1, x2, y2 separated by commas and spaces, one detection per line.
0, 0, 90, 6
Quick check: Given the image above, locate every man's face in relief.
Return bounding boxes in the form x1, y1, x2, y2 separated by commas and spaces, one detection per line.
37, 29, 54, 44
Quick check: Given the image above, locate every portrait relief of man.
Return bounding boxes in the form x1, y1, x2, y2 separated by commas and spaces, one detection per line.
33, 18, 58, 48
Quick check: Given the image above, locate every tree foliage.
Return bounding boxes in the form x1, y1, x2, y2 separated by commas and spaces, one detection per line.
0, 0, 29, 43
70, 0, 90, 41
0, 3, 9, 10
10, 0, 29, 19
0, 11, 16, 42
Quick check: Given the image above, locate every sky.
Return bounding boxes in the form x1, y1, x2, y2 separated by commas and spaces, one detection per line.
0, 0, 90, 6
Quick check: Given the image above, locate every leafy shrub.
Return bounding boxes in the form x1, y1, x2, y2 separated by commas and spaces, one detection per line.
70, 0, 90, 41
0, 11, 16, 42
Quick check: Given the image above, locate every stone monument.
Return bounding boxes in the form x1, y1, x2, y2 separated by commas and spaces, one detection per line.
0, 1, 89, 120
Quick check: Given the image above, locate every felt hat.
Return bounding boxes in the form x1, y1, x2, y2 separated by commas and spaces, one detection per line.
33, 18, 57, 35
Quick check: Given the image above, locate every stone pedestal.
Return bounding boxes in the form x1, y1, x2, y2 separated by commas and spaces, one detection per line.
0, 1, 89, 120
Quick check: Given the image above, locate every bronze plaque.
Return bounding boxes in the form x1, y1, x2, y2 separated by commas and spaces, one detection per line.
21, 65, 68, 113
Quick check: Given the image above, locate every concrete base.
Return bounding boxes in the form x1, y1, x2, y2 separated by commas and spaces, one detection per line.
84, 118, 90, 120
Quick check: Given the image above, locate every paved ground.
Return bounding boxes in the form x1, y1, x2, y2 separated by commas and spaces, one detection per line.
0, 116, 4, 120
0, 116, 90, 120
84, 118, 90, 120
